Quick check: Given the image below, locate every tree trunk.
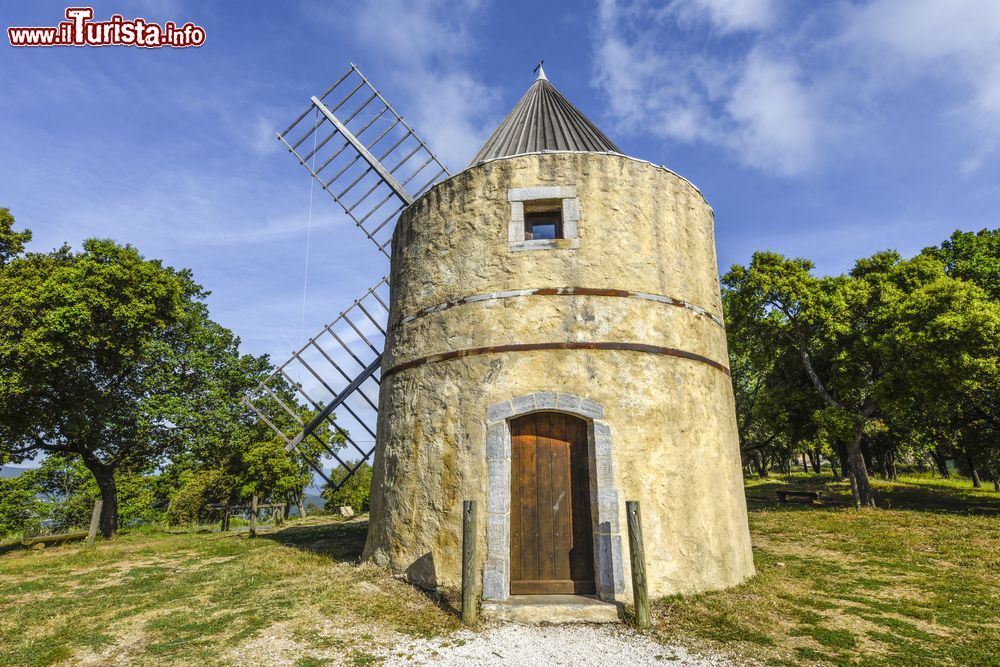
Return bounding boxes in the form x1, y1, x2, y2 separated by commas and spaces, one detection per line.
846, 422, 876, 509
966, 449, 982, 489
994, 477, 999, 493
860, 438, 874, 476
876, 451, 888, 480
81, 457, 118, 537
297, 492, 306, 519
753, 451, 769, 478
801, 452, 809, 473
808, 448, 822, 474
834, 441, 849, 480
886, 449, 898, 481
931, 449, 950, 478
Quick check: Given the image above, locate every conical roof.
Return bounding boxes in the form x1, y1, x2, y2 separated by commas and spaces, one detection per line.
469, 67, 622, 166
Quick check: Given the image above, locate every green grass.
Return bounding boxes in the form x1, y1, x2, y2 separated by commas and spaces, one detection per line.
653, 473, 1000, 666
0, 517, 459, 666
3, 473, 998, 666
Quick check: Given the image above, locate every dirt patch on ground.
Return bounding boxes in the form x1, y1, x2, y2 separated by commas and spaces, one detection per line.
69, 633, 151, 667
383, 623, 742, 666
224, 611, 403, 667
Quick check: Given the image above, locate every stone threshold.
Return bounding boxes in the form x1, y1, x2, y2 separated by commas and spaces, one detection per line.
482, 595, 623, 625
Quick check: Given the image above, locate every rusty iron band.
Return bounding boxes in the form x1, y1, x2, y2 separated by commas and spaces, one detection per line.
393, 286, 725, 331
383, 341, 730, 378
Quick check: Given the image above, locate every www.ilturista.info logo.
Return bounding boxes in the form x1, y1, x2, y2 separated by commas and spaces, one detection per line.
8, 7, 206, 48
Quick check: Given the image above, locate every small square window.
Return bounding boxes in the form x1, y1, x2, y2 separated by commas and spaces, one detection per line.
507, 186, 580, 251
524, 200, 563, 240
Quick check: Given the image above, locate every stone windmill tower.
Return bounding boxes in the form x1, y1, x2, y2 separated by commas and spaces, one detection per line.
249, 64, 754, 610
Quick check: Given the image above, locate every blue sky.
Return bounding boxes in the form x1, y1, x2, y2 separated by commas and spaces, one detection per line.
3, 0, 1000, 365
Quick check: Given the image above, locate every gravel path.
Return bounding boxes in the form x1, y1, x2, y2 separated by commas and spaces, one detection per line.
383, 624, 737, 666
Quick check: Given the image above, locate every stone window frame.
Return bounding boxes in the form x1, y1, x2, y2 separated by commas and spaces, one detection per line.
507, 186, 581, 252
482, 391, 625, 602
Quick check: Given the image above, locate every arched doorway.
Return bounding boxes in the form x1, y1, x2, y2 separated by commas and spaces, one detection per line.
509, 412, 595, 594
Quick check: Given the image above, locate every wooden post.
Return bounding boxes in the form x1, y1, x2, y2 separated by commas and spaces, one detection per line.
249, 494, 258, 538
626, 500, 650, 629
461, 500, 479, 625
85, 500, 103, 549
220, 507, 228, 532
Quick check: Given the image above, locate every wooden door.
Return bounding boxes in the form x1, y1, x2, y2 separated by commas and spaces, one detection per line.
510, 412, 595, 594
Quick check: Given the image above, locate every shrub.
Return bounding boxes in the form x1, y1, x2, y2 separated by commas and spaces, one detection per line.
165, 468, 233, 526
0, 474, 45, 538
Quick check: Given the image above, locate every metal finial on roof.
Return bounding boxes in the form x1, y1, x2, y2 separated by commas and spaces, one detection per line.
533, 60, 547, 81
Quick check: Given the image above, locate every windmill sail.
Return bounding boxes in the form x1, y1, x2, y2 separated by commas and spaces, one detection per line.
277, 64, 449, 258
247, 65, 450, 492
244, 278, 389, 488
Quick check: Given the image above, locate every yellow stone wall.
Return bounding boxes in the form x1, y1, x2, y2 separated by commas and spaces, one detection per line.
363, 152, 755, 598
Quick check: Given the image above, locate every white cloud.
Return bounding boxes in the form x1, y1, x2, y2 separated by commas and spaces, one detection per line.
725, 49, 819, 174
348, 0, 480, 65
249, 115, 281, 157
841, 0, 1000, 173
593, 0, 823, 176
309, 0, 499, 170
670, 0, 776, 33
591, 0, 1000, 177
846, 0, 1000, 63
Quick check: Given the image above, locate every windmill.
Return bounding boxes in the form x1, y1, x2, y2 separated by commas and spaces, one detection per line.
244, 63, 756, 610
241, 64, 450, 491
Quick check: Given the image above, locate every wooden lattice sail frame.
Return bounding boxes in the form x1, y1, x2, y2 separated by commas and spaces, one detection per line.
244, 64, 450, 490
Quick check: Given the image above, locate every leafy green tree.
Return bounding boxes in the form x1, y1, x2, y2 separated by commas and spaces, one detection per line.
725, 284, 825, 478
724, 251, 949, 507
239, 436, 311, 503
881, 274, 1000, 489
28, 455, 160, 532
0, 207, 31, 267
726, 237, 1000, 501
164, 468, 234, 526
322, 462, 372, 514
0, 472, 45, 537
0, 211, 272, 536
924, 228, 1000, 300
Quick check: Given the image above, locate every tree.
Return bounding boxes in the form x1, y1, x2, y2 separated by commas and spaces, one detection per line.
724, 251, 949, 507
164, 468, 233, 526
238, 436, 311, 503
881, 274, 1000, 489
0, 212, 270, 536
0, 208, 31, 267
322, 462, 373, 514
924, 229, 1000, 300
0, 472, 45, 537
725, 284, 825, 478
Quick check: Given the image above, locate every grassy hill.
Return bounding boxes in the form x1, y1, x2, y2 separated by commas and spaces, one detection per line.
655, 474, 1000, 666
1, 474, 998, 666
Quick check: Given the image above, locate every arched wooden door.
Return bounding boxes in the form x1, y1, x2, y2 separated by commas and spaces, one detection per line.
510, 412, 595, 594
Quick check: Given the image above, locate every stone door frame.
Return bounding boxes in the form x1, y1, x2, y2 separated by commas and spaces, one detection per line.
482, 392, 626, 601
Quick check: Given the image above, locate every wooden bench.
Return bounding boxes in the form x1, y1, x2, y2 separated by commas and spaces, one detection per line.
775, 490, 821, 504
20, 531, 88, 548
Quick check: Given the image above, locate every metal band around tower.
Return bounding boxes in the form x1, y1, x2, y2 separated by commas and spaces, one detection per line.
392, 286, 725, 331
383, 341, 731, 378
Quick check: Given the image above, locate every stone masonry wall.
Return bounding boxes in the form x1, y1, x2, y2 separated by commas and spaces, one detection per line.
363, 152, 755, 599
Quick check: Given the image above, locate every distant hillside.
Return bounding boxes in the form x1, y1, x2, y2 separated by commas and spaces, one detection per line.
0, 466, 32, 479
